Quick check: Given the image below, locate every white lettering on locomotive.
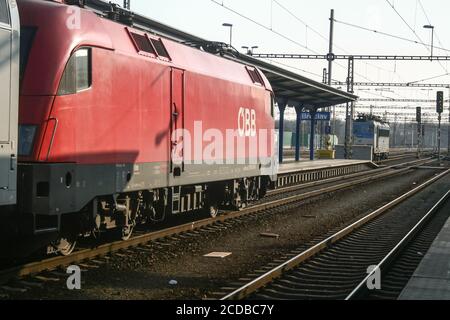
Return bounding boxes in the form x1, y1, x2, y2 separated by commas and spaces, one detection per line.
66, 7, 81, 30
238, 108, 257, 137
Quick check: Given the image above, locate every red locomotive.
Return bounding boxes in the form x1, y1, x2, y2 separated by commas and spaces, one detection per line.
12, 0, 276, 254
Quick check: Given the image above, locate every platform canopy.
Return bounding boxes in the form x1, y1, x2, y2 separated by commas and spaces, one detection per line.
83, 0, 358, 108
230, 54, 358, 108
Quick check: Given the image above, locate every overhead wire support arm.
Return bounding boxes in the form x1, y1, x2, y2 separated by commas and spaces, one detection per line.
252, 54, 450, 61
359, 98, 450, 103
332, 82, 450, 89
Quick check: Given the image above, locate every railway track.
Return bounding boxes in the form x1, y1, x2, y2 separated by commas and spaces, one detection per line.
218, 169, 450, 300
0, 157, 439, 292
351, 189, 450, 300
375, 151, 436, 166
377, 154, 415, 164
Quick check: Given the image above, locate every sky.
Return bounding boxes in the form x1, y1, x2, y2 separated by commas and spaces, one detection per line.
109, 0, 450, 122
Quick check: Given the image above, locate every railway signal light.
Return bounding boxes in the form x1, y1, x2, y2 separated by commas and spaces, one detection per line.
416, 107, 422, 123
437, 91, 444, 114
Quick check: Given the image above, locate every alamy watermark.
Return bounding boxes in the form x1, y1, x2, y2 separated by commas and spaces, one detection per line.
171, 120, 278, 175
66, 7, 81, 30
366, 265, 381, 290
66, 265, 81, 290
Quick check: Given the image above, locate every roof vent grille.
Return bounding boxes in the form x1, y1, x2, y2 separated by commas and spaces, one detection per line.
129, 31, 156, 56
246, 67, 263, 86
150, 38, 170, 59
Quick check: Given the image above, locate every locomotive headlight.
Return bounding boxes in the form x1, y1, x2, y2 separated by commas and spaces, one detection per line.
18, 125, 37, 156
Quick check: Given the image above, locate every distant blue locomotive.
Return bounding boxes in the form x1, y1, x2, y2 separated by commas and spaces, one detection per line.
353, 115, 390, 161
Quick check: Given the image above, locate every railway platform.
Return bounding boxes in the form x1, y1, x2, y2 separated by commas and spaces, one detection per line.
275, 159, 375, 188
278, 159, 374, 175
399, 213, 450, 300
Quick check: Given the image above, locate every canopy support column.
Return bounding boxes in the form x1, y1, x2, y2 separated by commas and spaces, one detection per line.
309, 110, 316, 161
277, 99, 288, 164
294, 104, 303, 162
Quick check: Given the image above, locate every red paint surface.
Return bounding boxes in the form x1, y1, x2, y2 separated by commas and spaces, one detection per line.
18, 0, 274, 166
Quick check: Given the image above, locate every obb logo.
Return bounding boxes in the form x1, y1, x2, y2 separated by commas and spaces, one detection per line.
238, 108, 257, 137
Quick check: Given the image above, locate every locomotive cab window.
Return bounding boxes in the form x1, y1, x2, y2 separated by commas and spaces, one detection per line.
58, 48, 92, 95
378, 128, 390, 137
0, 0, 10, 25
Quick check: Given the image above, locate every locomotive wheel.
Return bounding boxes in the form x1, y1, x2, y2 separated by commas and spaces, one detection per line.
121, 225, 134, 241
53, 236, 77, 256
209, 204, 219, 218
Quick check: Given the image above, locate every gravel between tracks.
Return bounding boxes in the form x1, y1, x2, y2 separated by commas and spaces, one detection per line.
3, 165, 447, 300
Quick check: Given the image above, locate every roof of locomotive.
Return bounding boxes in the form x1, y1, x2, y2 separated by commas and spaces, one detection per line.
80, 0, 357, 108
354, 119, 391, 130
17, 0, 273, 95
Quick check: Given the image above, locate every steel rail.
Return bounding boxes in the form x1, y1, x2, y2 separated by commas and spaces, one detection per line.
221, 168, 450, 300
376, 154, 420, 165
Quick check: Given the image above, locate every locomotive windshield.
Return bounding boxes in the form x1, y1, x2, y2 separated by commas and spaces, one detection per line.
353, 122, 374, 139
58, 48, 91, 95
20, 27, 37, 82
378, 127, 390, 137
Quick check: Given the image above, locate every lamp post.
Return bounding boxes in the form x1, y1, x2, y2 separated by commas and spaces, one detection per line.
241, 45, 258, 55
423, 25, 435, 61
222, 23, 233, 47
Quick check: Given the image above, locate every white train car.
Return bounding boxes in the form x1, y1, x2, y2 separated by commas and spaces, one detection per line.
0, 0, 20, 207
353, 115, 390, 161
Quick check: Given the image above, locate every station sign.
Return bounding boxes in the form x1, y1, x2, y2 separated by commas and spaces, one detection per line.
300, 112, 331, 121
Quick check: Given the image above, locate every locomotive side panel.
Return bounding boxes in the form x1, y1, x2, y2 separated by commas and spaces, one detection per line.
353, 119, 390, 160
179, 70, 274, 186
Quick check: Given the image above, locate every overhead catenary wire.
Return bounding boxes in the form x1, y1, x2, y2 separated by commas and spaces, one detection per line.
333, 18, 450, 54
266, 58, 338, 81
334, 13, 450, 84
272, 0, 396, 80
408, 72, 450, 84
212, 0, 448, 121
418, 0, 446, 52
211, 0, 316, 53
385, 0, 448, 74
210, 0, 378, 84
417, 0, 449, 72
